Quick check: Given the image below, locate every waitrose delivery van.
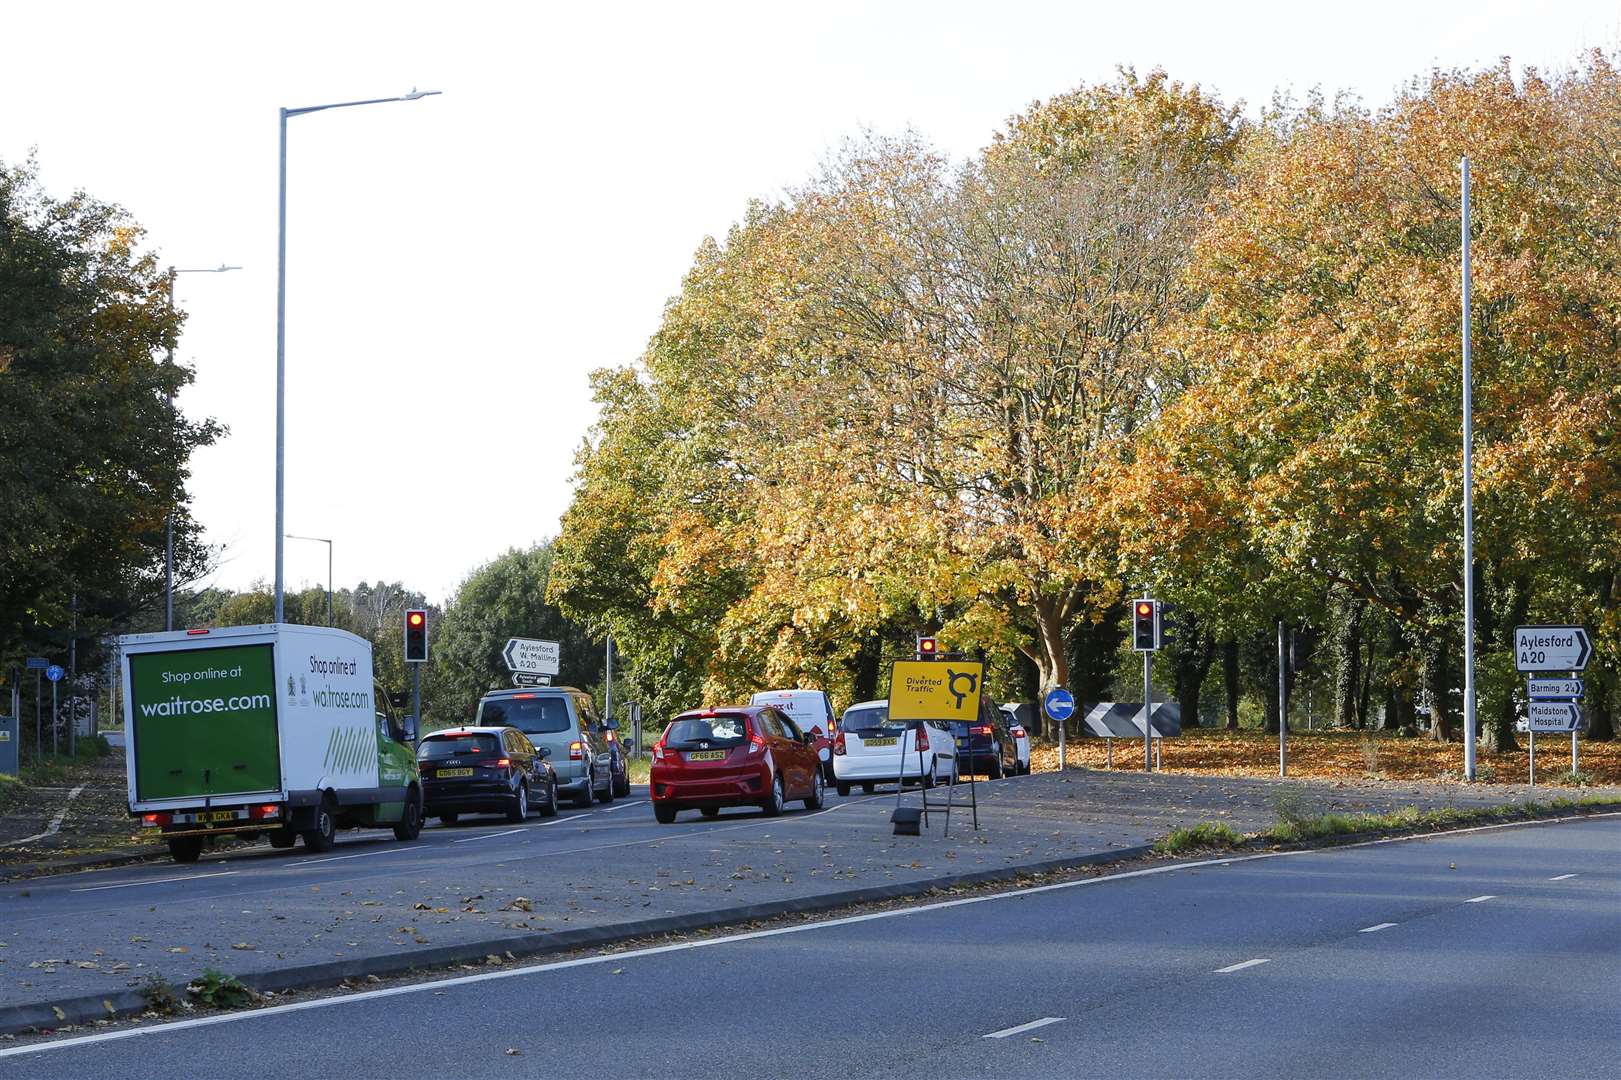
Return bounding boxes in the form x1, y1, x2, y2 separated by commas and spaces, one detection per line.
121, 624, 422, 863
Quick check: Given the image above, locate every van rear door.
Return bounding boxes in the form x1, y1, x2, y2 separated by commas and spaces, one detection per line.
129, 643, 282, 801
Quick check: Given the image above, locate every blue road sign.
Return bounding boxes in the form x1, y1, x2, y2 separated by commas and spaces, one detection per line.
1043, 687, 1076, 722
25, 657, 48, 671
45, 664, 64, 683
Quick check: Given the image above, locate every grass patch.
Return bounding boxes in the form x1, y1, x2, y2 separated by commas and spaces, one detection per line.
1153, 821, 1244, 855
1266, 797, 1621, 844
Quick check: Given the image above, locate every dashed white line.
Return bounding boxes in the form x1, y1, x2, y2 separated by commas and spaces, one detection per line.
983, 1017, 1066, 1039
1549, 873, 1577, 881
71, 871, 237, 893
1464, 895, 1496, 903
286, 845, 425, 868
453, 828, 523, 844
1214, 958, 1271, 974
1359, 922, 1397, 933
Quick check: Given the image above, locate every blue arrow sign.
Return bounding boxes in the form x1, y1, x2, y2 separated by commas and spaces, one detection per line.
45, 665, 64, 683
1043, 687, 1076, 722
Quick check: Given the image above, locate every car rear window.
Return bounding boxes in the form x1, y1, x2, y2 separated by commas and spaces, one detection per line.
664, 715, 748, 748
842, 706, 905, 734
420, 734, 499, 759
478, 696, 571, 734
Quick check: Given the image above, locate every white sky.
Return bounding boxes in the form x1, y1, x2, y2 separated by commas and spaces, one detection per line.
4, 1, 1617, 603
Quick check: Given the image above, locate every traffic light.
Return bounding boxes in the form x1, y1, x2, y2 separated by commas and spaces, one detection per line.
1132, 600, 1160, 652
916, 635, 938, 660
403, 609, 428, 663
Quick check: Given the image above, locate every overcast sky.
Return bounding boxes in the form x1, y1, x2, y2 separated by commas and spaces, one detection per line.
4, 1, 1617, 603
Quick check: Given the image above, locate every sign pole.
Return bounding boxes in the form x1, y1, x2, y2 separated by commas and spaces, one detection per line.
411, 663, 422, 753
1528, 728, 1535, 787
604, 636, 614, 727
51, 678, 58, 756
1058, 699, 1067, 771
1278, 620, 1287, 778
1461, 155, 1478, 782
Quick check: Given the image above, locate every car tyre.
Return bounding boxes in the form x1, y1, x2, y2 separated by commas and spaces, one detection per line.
653, 803, 677, 824
613, 766, 630, 798
302, 798, 338, 852
573, 782, 594, 809
921, 760, 937, 789
804, 769, 824, 810
393, 788, 423, 841
699, 807, 720, 818
167, 837, 203, 864
507, 781, 529, 823
538, 778, 559, 818
596, 769, 615, 804
989, 752, 1004, 780
835, 780, 851, 797
861, 782, 875, 794
761, 773, 784, 817
439, 813, 459, 825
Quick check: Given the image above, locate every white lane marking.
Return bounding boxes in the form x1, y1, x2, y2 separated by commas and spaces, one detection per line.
1549, 873, 1577, 881
10, 811, 1620, 1059
1214, 958, 1270, 974
286, 845, 425, 868
1358, 922, 1397, 933
1464, 895, 1495, 903
70, 871, 237, 894
453, 829, 523, 844
983, 1016, 1065, 1039
596, 800, 650, 812
0, 784, 86, 847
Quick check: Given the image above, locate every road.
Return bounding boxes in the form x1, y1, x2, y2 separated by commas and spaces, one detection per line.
7, 815, 1616, 1078
2, 770, 1594, 1015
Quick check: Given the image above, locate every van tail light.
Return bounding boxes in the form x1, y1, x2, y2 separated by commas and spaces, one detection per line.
972, 724, 992, 736
1010, 727, 1026, 739
142, 812, 172, 827
747, 733, 767, 756
569, 741, 584, 761
914, 727, 930, 752
833, 731, 846, 756
250, 804, 281, 820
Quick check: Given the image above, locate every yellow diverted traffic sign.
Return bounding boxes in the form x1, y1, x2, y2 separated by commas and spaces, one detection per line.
888, 659, 984, 724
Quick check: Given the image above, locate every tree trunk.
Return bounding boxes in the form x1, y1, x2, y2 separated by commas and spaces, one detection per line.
1223, 640, 1240, 730
1065, 597, 1126, 706
1583, 570, 1615, 742
1331, 586, 1362, 729
850, 631, 883, 705
1423, 635, 1457, 742
1172, 638, 1214, 731
1486, 570, 1528, 753
1032, 596, 1070, 698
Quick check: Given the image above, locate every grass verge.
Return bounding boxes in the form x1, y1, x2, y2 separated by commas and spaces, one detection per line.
1153, 821, 1244, 854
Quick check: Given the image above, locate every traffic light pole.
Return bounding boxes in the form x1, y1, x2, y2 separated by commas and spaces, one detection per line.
1143, 648, 1152, 773
411, 664, 422, 753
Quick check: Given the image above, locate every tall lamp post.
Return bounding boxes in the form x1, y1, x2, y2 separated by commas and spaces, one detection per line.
274, 88, 441, 623
284, 533, 334, 625
165, 264, 241, 631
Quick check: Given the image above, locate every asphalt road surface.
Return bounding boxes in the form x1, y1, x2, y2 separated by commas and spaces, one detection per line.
8, 815, 1616, 1078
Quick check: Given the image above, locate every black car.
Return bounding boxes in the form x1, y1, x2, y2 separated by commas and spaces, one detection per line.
951, 694, 1019, 779
419, 726, 558, 824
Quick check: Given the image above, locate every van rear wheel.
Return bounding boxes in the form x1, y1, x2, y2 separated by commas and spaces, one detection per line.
302, 800, 337, 852
267, 828, 296, 849
167, 837, 202, 864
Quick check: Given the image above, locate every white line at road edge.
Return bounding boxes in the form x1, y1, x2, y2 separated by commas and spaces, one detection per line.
452, 828, 524, 844
285, 845, 425, 868
1464, 895, 1495, 903
1548, 873, 1577, 881
983, 1017, 1065, 1039
1214, 958, 1270, 974
1358, 923, 1397, 933
8, 809, 1618, 1060
0, 784, 86, 848
70, 871, 237, 894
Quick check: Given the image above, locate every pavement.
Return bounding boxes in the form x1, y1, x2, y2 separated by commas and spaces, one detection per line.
1, 765, 1609, 1035
5, 814, 1616, 1077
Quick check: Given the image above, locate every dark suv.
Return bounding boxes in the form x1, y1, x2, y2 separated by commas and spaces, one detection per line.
475, 687, 618, 808
418, 726, 558, 823
952, 692, 1018, 779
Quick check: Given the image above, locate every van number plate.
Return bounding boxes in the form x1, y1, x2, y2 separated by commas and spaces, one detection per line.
205, 810, 238, 823
687, 750, 726, 762
864, 738, 897, 747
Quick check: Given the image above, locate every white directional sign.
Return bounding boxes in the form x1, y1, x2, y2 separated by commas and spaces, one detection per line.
1526, 701, 1585, 733
511, 672, 552, 688
1527, 677, 1583, 699
1514, 625, 1591, 672
503, 638, 560, 676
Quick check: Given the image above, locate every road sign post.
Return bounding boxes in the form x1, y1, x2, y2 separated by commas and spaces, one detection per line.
47, 664, 63, 756
1044, 688, 1075, 771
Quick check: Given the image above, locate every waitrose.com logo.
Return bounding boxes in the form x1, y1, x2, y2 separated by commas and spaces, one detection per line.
139, 694, 273, 718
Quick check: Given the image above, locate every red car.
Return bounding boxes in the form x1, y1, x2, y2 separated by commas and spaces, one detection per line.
650, 706, 825, 823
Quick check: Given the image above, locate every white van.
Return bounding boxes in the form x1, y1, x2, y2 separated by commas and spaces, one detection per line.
749, 689, 835, 781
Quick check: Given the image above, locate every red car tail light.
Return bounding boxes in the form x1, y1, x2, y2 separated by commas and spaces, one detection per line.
747, 733, 766, 756
914, 727, 930, 752
809, 725, 823, 737
569, 741, 585, 761
652, 740, 669, 763
1010, 726, 1026, 739
832, 731, 846, 756
496, 758, 511, 768
971, 724, 992, 736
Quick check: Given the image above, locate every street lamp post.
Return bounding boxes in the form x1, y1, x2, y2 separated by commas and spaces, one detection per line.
165, 264, 241, 631
274, 88, 441, 623
284, 534, 334, 625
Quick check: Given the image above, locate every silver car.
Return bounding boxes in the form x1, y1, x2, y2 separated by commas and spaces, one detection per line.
475, 688, 616, 808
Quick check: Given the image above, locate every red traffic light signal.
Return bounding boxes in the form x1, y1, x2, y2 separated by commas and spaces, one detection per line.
916, 635, 938, 659
404, 609, 428, 663
1133, 600, 1161, 652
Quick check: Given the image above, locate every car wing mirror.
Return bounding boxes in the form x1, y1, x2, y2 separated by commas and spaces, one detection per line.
536, 745, 552, 758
